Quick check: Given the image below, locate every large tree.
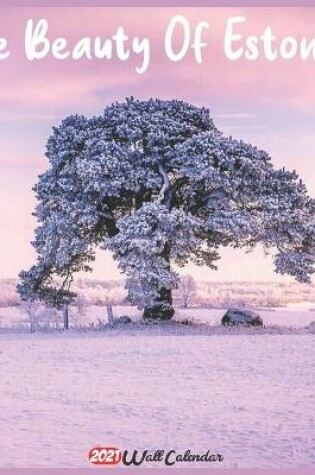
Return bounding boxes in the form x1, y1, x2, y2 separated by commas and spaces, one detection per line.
18, 98, 315, 319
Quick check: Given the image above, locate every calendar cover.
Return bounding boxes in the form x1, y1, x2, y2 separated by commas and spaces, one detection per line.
0, 1, 314, 474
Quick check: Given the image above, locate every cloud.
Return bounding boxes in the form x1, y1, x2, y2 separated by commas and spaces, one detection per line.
1, 7, 315, 119
214, 113, 256, 119
1, 7, 315, 279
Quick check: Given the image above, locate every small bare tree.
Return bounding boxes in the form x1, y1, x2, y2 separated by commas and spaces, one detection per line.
21, 300, 61, 332
22, 300, 40, 333
75, 292, 86, 317
178, 275, 197, 308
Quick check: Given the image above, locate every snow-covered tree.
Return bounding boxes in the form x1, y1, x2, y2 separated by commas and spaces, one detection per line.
18, 98, 315, 319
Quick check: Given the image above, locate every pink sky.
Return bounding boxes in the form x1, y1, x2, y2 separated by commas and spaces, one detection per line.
1, 7, 315, 282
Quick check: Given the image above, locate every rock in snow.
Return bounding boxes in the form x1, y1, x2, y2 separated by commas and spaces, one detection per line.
221, 308, 263, 327
115, 315, 133, 324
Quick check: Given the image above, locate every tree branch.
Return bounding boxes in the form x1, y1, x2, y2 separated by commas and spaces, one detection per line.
157, 162, 171, 205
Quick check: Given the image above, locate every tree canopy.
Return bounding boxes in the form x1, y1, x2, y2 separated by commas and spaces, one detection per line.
18, 98, 315, 319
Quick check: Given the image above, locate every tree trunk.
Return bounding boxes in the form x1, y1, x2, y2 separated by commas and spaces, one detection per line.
143, 242, 175, 321
143, 287, 174, 320
63, 304, 69, 330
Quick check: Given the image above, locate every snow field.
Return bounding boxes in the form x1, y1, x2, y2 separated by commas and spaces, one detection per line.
0, 329, 314, 468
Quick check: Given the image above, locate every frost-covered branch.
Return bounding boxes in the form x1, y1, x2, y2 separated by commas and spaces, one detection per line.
157, 162, 171, 207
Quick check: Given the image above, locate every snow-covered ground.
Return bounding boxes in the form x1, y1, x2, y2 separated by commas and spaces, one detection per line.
1, 304, 315, 329
0, 325, 314, 468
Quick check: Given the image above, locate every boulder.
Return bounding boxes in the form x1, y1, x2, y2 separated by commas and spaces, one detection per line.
115, 315, 133, 324
221, 308, 263, 327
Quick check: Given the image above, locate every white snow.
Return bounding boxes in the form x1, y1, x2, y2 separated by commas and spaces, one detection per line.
1, 304, 315, 329
0, 326, 314, 468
